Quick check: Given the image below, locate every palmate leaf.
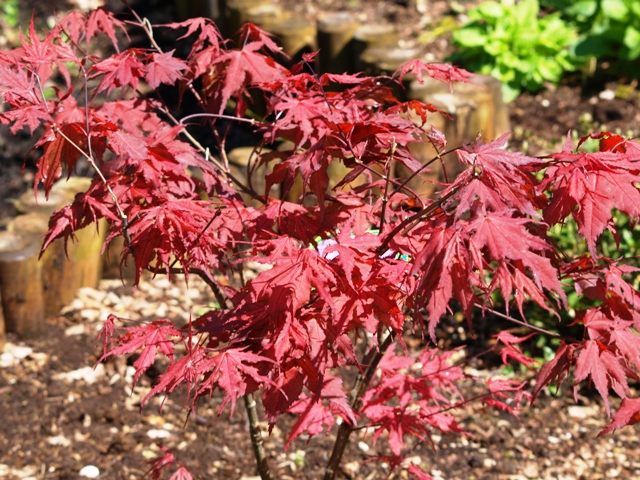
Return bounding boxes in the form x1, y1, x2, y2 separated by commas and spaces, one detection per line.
99, 319, 181, 386
144, 50, 187, 89
395, 59, 478, 91
541, 133, 640, 257
573, 340, 630, 416
207, 40, 288, 114
35, 122, 87, 193
285, 374, 354, 448
90, 49, 146, 94
599, 397, 640, 436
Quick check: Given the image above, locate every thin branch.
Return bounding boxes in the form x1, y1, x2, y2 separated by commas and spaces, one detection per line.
152, 101, 262, 201
126, 8, 263, 199
477, 304, 579, 342
375, 183, 463, 256
306, 65, 422, 202
378, 138, 397, 233
51, 125, 132, 243
244, 393, 273, 480
323, 333, 395, 480
387, 145, 461, 204
127, 8, 204, 105
181, 112, 258, 126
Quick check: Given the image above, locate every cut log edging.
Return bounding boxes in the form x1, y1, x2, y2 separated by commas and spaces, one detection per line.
0, 177, 133, 341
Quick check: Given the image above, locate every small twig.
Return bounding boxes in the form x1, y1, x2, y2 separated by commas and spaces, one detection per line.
127, 8, 204, 106
323, 333, 395, 480
477, 304, 579, 342
181, 112, 258, 126
151, 266, 229, 310
386, 145, 461, 204
151, 101, 262, 201
306, 66, 420, 202
244, 393, 273, 480
378, 138, 397, 232
51, 125, 132, 243
375, 183, 462, 256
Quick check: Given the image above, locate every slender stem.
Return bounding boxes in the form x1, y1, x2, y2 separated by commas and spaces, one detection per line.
375, 186, 456, 256
478, 304, 579, 342
323, 334, 395, 480
378, 139, 396, 233
154, 98, 265, 202
386, 145, 461, 204
181, 112, 258, 126
244, 392, 273, 479
307, 67, 421, 202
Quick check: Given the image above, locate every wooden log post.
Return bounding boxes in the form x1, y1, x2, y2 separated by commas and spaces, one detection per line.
175, 0, 219, 21
317, 12, 360, 74
397, 75, 511, 198
12, 189, 76, 317
359, 44, 426, 101
270, 18, 318, 67
246, 4, 288, 31
51, 178, 106, 289
227, 146, 277, 207
224, 0, 270, 37
11, 178, 110, 316
0, 290, 7, 352
359, 44, 425, 75
7, 213, 66, 318
353, 23, 399, 72
0, 290, 5, 350
13, 189, 69, 217
0, 231, 45, 339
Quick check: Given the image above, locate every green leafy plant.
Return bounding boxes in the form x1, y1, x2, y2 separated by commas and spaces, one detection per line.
548, 0, 640, 66
0, 0, 19, 29
450, 0, 582, 101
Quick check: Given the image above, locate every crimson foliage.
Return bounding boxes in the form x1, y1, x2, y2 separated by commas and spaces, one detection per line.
2, 7, 640, 479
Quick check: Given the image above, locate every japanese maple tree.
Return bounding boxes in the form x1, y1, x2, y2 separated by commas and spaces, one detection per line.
2, 6, 640, 479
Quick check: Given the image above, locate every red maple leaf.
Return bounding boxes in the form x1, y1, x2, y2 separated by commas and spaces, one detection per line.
286, 375, 354, 448
407, 464, 434, 480
394, 59, 477, 91
599, 397, 640, 436
207, 41, 288, 114
144, 50, 187, 89
573, 340, 629, 416
532, 342, 574, 402
100, 319, 181, 386
169, 468, 193, 480
163, 17, 222, 55
19, 17, 77, 85
34, 122, 87, 193
448, 133, 544, 219
90, 49, 146, 94
495, 331, 537, 367
85, 8, 127, 52
541, 134, 640, 257
203, 348, 274, 415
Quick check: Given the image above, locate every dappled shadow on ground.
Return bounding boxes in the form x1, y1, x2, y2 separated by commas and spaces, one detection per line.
1, 274, 639, 480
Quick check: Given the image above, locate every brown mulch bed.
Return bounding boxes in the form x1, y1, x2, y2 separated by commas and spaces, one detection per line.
2, 274, 640, 480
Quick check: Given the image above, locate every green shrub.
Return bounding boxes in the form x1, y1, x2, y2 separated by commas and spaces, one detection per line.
0, 0, 19, 28
450, 0, 582, 101
546, 0, 640, 64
